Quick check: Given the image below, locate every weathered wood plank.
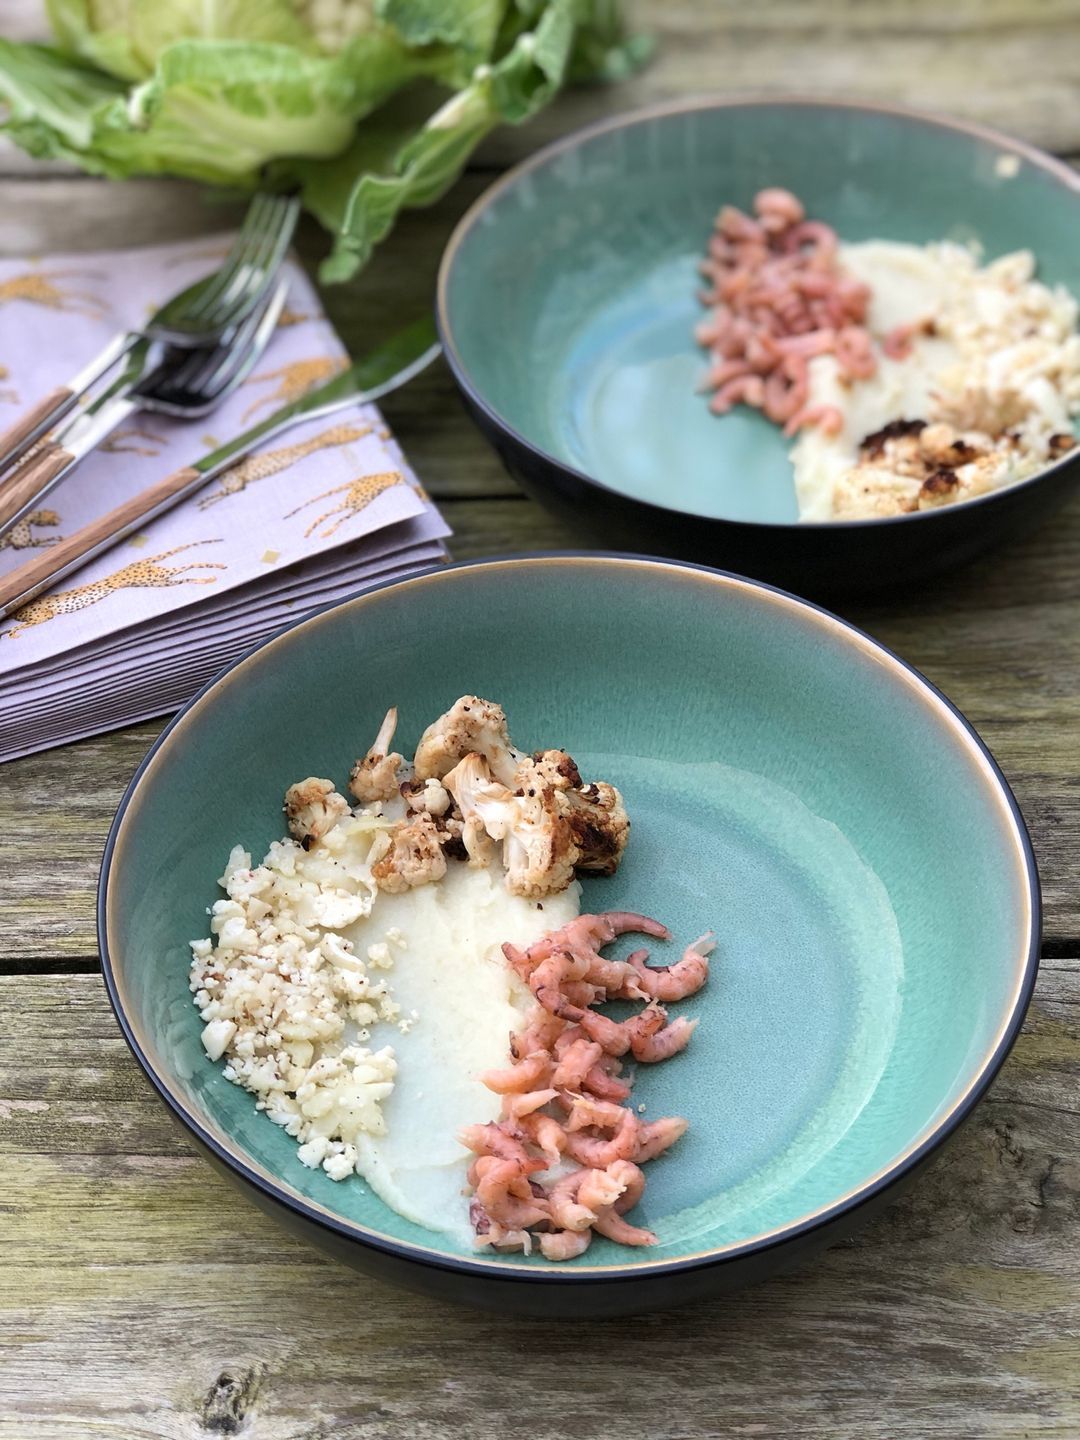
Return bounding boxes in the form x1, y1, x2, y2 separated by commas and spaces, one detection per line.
0, 968, 1076, 1438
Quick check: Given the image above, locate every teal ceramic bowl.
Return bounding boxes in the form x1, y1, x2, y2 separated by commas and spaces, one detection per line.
437, 99, 1080, 596
99, 557, 1039, 1316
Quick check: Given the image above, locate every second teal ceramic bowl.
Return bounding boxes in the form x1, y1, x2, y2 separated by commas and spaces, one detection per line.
99, 557, 1039, 1315
438, 99, 1080, 595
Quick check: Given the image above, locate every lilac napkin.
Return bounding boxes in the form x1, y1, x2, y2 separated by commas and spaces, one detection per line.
0, 235, 450, 760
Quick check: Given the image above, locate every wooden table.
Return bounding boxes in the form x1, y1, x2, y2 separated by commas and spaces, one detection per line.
3, 4, 1080, 1435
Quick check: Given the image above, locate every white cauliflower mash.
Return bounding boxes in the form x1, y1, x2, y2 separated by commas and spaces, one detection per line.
190, 697, 626, 1238
793, 242, 1080, 520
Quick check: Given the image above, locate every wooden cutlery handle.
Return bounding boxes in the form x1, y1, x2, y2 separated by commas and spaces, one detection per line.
0, 387, 74, 471
0, 465, 204, 613
0, 442, 75, 536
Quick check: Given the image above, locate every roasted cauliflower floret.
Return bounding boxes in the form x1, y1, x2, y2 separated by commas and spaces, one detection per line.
349, 707, 404, 804
400, 776, 451, 817
444, 753, 577, 898
370, 812, 448, 894
565, 779, 630, 875
514, 750, 630, 876
413, 696, 523, 786
442, 753, 507, 868
284, 777, 350, 849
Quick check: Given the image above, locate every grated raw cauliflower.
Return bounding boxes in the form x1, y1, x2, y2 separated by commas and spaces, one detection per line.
189, 814, 403, 1183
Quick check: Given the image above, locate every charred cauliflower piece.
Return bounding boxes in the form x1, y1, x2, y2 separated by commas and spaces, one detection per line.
413, 696, 523, 786
370, 812, 448, 894
444, 752, 596, 899
284, 777, 350, 849
515, 751, 630, 877
349, 707, 404, 804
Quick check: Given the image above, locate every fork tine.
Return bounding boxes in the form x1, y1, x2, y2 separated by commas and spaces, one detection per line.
183, 192, 275, 325
206, 282, 288, 396
156, 280, 286, 408
180, 286, 279, 400
204, 196, 298, 333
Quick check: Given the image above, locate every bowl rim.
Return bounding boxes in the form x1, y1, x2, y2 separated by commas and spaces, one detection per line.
435, 93, 1080, 534
98, 553, 1042, 1285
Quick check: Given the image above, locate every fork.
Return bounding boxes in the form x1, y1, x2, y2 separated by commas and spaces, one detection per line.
0, 192, 299, 476
0, 314, 440, 619
0, 280, 288, 545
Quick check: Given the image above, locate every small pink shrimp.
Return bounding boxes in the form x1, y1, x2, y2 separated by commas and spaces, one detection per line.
592, 1208, 658, 1246
553, 1037, 604, 1089
717, 205, 766, 243
501, 1088, 558, 1120
547, 1168, 596, 1232
783, 403, 845, 439
882, 322, 919, 360
539, 1228, 592, 1260
518, 1111, 567, 1166
631, 1016, 698, 1064
607, 1160, 647, 1215
509, 1010, 565, 1059
634, 1116, 689, 1162
474, 1222, 532, 1253
574, 1006, 631, 1056
629, 933, 713, 1002
583, 1063, 632, 1102
458, 1122, 544, 1172
775, 327, 837, 358
763, 354, 809, 424
782, 220, 838, 257
502, 941, 533, 980
709, 374, 766, 413
623, 1002, 668, 1050
564, 1108, 641, 1168
701, 358, 753, 392
562, 1093, 629, 1132
479, 1050, 551, 1095
754, 187, 805, 231
835, 324, 877, 380
561, 980, 605, 1009
476, 1159, 550, 1230
577, 1166, 628, 1213
529, 954, 587, 1018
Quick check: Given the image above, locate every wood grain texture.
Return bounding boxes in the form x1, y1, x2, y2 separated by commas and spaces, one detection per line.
0, 967, 1077, 1439
2, 2, 1080, 1430
0, 386, 74, 472
0, 441, 73, 533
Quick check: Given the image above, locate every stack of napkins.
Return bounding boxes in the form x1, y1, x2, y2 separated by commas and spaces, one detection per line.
0, 237, 450, 762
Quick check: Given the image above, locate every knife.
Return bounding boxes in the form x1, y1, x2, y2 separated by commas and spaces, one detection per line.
0, 335, 164, 539
0, 316, 442, 618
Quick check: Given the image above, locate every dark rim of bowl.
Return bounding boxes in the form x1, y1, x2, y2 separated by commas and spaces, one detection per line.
435, 93, 1080, 534
98, 554, 1042, 1286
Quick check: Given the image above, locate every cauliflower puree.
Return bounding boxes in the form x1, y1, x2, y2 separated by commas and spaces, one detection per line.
793, 242, 1080, 520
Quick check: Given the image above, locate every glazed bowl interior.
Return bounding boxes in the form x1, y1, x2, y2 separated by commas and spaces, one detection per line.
102, 558, 1037, 1278
439, 99, 1080, 525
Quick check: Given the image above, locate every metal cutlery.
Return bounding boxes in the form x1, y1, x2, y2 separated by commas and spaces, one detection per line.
0, 280, 288, 545
0, 192, 299, 477
0, 316, 441, 619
